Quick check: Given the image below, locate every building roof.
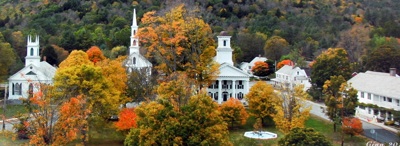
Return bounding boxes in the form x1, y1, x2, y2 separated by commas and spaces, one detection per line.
276, 65, 297, 75
249, 56, 268, 65
8, 61, 57, 81
218, 63, 250, 78
348, 71, 400, 98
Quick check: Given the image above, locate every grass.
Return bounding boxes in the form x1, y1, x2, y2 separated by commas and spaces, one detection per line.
306, 115, 370, 146
0, 104, 27, 118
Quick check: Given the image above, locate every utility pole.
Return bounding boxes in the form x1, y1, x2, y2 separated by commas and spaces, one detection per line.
3, 84, 7, 131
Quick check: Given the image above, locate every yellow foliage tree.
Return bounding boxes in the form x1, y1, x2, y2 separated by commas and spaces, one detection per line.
58, 50, 91, 69
272, 84, 311, 134
219, 98, 249, 129
138, 4, 219, 88
245, 81, 279, 125
157, 72, 196, 108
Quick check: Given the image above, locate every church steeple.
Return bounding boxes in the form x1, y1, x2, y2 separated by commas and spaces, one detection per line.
130, 9, 139, 54
215, 31, 233, 66
25, 35, 40, 67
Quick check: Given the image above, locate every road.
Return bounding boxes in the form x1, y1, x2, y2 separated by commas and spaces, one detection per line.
306, 100, 400, 143
0, 118, 19, 131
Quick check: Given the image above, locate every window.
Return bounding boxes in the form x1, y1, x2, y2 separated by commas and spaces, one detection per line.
361, 92, 364, 98
237, 92, 244, 100
133, 30, 136, 35
30, 48, 34, 56
29, 83, 33, 94
215, 81, 219, 88
133, 40, 137, 46
223, 40, 226, 46
208, 92, 213, 98
286, 76, 288, 80
368, 108, 371, 114
133, 57, 136, 64
297, 71, 299, 75
388, 98, 392, 103
214, 92, 218, 100
396, 99, 400, 106
367, 93, 371, 100
383, 96, 386, 101
13, 83, 22, 95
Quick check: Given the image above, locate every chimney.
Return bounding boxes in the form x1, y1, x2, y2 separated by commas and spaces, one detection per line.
43, 56, 47, 62
390, 68, 396, 77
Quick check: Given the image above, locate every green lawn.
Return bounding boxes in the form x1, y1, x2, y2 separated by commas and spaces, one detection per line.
0, 104, 27, 118
306, 115, 369, 146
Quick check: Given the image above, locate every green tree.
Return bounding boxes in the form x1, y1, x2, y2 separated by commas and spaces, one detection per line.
278, 128, 332, 146
263, 36, 289, 61
323, 75, 358, 132
245, 81, 279, 125
311, 48, 352, 89
0, 33, 16, 81
364, 45, 400, 73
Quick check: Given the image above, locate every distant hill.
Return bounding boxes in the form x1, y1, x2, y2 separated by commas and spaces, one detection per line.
0, 0, 399, 68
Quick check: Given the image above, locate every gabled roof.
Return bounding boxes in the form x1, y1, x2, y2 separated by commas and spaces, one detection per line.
348, 71, 400, 98
8, 61, 56, 81
218, 63, 250, 78
249, 56, 268, 65
276, 65, 297, 75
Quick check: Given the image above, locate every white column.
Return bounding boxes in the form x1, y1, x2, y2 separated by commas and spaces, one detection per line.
232, 80, 236, 99
245, 80, 250, 93
218, 79, 222, 104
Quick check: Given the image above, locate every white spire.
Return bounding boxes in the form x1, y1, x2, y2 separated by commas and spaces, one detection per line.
132, 9, 137, 26
215, 31, 233, 66
130, 9, 139, 54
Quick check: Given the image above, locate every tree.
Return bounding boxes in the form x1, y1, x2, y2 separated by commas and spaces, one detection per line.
126, 68, 157, 103
245, 81, 279, 125
219, 98, 249, 129
251, 61, 269, 77
311, 48, 352, 89
114, 108, 137, 133
58, 50, 91, 69
124, 92, 231, 146
96, 57, 128, 100
276, 59, 294, 70
278, 128, 332, 146
342, 117, 363, 137
323, 75, 358, 132
157, 72, 196, 108
86, 46, 106, 64
263, 36, 289, 61
0, 33, 16, 81
363, 45, 400, 73
138, 4, 219, 88
51, 45, 69, 65
337, 24, 371, 62
234, 32, 267, 63
272, 84, 311, 134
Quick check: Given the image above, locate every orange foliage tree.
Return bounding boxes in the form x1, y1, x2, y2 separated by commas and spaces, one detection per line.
114, 108, 137, 132
54, 95, 89, 145
276, 59, 294, 69
219, 98, 249, 129
86, 46, 106, 64
251, 61, 269, 77
342, 117, 363, 137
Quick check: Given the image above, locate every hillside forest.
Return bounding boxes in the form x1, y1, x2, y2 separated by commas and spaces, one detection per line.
0, 0, 400, 77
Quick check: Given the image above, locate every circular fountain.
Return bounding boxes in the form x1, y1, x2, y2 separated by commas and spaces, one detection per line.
243, 131, 278, 140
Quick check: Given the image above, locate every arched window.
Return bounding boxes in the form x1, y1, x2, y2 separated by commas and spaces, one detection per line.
133, 40, 136, 46
29, 83, 33, 94
133, 30, 136, 35
237, 92, 244, 100
223, 40, 226, 46
13, 83, 21, 95
30, 48, 34, 56
133, 57, 136, 64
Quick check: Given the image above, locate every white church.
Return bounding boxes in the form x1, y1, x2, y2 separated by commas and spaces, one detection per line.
208, 32, 251, 104
124, 9, 152, 74
8, 35, 57, 100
